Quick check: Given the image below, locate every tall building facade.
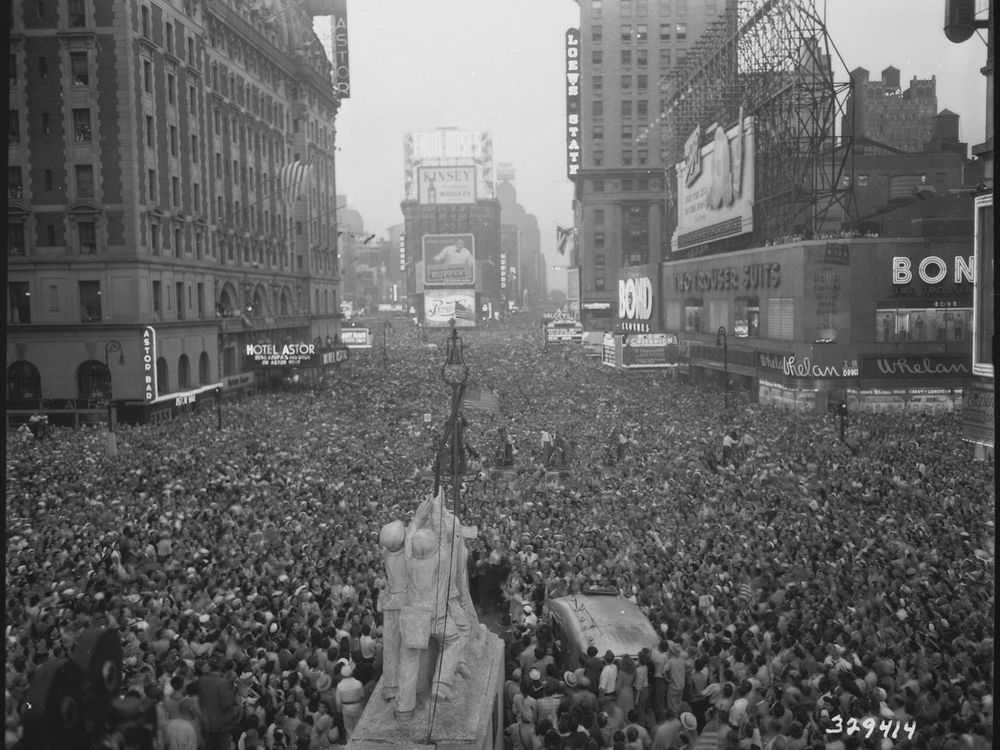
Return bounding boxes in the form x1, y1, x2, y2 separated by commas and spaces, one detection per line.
7, 0, 344, 425
571, 0, 727, 330
496, 173, 545, 311
843, 67, 940, 153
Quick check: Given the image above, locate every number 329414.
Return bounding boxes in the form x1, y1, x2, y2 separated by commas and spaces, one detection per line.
826, 716, 917, 740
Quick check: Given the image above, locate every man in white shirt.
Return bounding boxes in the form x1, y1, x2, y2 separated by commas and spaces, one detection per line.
599, 651, 619, 709
432, 238, 473, 265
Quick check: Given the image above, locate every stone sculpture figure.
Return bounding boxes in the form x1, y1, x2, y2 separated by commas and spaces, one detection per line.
393, 489, 475, 719
377, 520, 408, 701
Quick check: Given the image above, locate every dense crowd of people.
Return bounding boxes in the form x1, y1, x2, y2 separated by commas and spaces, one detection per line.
5, 315, 994, 750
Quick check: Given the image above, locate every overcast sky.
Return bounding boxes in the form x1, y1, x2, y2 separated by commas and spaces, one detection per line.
324, 1, 990, 287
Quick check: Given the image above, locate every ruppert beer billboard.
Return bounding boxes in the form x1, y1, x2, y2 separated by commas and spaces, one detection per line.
422, 234, 476, 287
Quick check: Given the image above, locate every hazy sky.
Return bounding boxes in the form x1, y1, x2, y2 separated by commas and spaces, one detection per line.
325, 0, 990, 282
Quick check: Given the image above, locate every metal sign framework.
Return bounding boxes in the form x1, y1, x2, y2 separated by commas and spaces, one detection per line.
658, 0, 856, 246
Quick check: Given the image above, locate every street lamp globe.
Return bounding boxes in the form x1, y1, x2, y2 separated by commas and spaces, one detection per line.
441, 323, 469, 387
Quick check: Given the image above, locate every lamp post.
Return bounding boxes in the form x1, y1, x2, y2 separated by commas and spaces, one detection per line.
104, 340, 124, 456
440, 320, 470, 518
716, 326, 729, 410
215, 386, 223, 430
382, 319, 390, 375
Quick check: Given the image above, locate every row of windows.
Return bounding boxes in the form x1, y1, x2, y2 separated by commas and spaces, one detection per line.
591, 47, 683, 67
590, 100, 652, 118
8, 354, 212, 403
8, 49, 92, 86
592, 22, 689, 44
9, 107, 94, 145
13, 0, 89, 27
588, 178, 662, 192
591, 150, 652, 167
590, 0, 706, 19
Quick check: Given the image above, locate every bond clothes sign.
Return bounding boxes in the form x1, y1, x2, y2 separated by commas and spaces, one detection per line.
672, 115, 754, 253
565, 28, 581, 179
424, 290, 477, 328
142, 326, 157, 402
245, 343, 317, 367
418, 166, 476, 205
618, 277, 654, 332
422, 234, 475, 287
617, 264, 659, 334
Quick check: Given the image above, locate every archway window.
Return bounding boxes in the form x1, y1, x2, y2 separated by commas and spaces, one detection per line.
156, 357, 169, 394
199, 352, 211, 384
178, 354, 190, 389
8, 361, 41, 400
77, 360, 109, 400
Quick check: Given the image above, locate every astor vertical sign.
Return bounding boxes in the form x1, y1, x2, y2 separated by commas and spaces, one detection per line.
331, 0, 350, 98
142, 326, 158, 402
565, 29, 581, 179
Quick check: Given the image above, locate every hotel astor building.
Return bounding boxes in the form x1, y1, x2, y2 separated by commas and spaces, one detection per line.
7, 0, 346, 426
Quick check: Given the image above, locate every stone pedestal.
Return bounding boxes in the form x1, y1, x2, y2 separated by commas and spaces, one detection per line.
348, 627, 504, 750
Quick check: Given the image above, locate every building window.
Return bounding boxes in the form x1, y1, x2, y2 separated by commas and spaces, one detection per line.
70, 51, 89, 86
621, 50, 632, 66
188, 84, 196, 115
165, 22, 174, 54
592, 25, 602, 43
660, 48, 672, 66
141, 4, 150, 36
176, 281, 185, 319
68, 0, 86, 26
637, 74, 648, 91
594, 231, 605, 248
146, 115, 154, 147
621, 0, 632, 16
593, 124, 604, 142
79, 280, 102, 321
178, 354, 190, 388
157, 357, 169, 393
172, 176, 180, 206
676, 23, 687, 41
169, 125, 178, 155
9, 166, 23, 200
75, 164, 94, 198
9, 223, 26, 256
735, 298, 759, 338
622, 101, 632, 117
594, 209, 605, 225
595, 254, 606, 268
621, 74, 632, 91
684, 300, 703, 332
73, 108, 92, 142
637, 49, 647, 67
148, 169, 156, 201
593, 101, 603, 117
197, 282, 205, 318
143, 60, 152, 93
78, 221, 96, 254
638, 149, 648, 165
591, 0, 602, 18
621, 24, 632, 42
9, 282, 31, 323
593, 75, 603, 94
636, 24, 648, 42
660, 0, 671, 15
8, 361, 41, 399
595, 276, 606, 291
153, 280, 162, 319
875, 306, 971, 343
167, 73, 176, 104
676, 0, 687, 14
592, 50, 602, 65
150, 222, 159, 253
660, 23, 671, 40
708, 299, 730, 331
637, 100, 648, 118
9, 110, 20, 144
188, 37, 196, 66
637, 0, 648, 15
592, 150, 604, 166
42, 113, 51, 135
622, 124, 633, 141
767, 298, 794, 340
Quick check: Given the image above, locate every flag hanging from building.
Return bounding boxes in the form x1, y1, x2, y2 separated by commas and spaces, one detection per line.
556, 225, 576, 257
277, 160, 313, 204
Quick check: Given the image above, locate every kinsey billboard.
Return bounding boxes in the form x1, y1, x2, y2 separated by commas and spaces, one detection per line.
424, 290, 477, 328
403, 130, 494, 201
672, 115, 754, 253
418, 166, 476, 205
423, 234, 475, 287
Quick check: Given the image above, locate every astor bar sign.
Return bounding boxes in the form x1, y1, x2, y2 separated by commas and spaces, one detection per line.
143, 326, 158, 402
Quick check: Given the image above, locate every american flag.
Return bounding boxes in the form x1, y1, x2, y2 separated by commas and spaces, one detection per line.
462, 385, 500, 413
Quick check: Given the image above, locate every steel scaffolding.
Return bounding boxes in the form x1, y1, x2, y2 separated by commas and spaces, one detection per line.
658, 0, 856, 246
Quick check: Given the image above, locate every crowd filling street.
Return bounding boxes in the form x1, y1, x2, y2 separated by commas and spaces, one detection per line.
5, 315, 994, 750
